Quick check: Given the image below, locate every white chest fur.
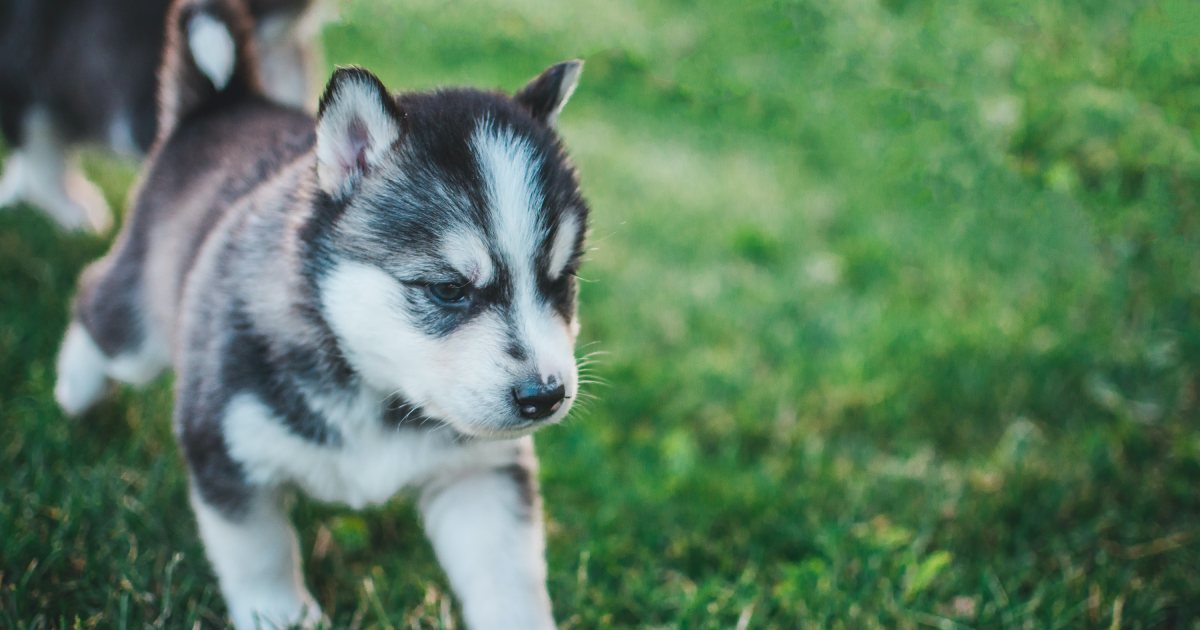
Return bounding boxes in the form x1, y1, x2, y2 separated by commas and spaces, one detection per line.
222, 392, 523, 508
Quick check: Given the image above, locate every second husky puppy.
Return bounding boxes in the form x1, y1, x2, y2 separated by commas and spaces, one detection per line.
0, 0, 324, 232
54, 0, 589, 627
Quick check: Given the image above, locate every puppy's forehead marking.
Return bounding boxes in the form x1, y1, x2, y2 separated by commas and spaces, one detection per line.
440, 229, 495, 285
471, 121, 545, 275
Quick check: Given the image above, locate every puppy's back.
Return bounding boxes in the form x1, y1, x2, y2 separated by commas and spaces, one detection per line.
74, 0, 316, 360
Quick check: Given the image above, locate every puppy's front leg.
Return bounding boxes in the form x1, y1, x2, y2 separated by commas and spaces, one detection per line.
419, 453, 555, 629
191, 489, 322, 629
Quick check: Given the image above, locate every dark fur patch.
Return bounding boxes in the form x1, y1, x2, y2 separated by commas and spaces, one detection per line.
246, 0, 311, 19
175, 299, 253, 519
505, 341, 528, 361
513, 61, 577, 124
0, 0, 164, 149
74, 254, 146, 359
178, 403, 253, 518
222, 301, 343, 446
318, 66, 404, 124
499, 462, 538, 519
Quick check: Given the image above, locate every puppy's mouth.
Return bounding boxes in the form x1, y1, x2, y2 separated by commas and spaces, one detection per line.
450, 414, 567, 441
443, 398, 574, 441
383, 403, 541, 441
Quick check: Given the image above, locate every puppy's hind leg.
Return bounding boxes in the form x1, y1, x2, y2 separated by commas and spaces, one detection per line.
55, 257, 168, 416
54, 321, 168, 416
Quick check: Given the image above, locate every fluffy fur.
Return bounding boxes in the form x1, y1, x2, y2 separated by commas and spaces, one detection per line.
54, 0, 589, 626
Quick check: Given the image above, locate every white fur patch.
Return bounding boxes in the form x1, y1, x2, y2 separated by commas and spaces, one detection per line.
55, 323, 109, 416
315, 73, 399, 199
547, 212, 579, 280
473, 124, 543, 277
106, 345, 169, 386
188, 13, 236, 90
520, 298, 578, 390
318, 262, 438, 403
442, 229, 495, 286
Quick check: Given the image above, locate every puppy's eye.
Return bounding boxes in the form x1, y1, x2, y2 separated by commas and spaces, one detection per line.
427, 282, 471, 306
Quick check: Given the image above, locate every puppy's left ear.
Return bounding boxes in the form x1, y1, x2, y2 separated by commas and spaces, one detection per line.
316, 66, 402, 200
514, 60, 583, 127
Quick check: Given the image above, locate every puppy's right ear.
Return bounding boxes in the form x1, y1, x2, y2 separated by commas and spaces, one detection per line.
316, 67, 402, 200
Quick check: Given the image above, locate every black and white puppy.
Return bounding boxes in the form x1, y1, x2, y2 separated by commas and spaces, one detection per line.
53, 0, 588, 627
0, 0, 323, 232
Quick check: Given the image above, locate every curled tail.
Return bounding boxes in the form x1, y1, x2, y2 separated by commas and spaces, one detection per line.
157, 0, 262, 142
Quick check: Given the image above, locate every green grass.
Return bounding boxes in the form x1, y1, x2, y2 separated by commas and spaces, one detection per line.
3, 0, 1200, 627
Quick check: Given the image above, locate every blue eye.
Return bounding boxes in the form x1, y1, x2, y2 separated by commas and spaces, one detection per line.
427, 282, 470, 306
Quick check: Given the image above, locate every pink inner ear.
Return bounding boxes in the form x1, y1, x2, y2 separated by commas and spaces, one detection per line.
345, 117, 371, 175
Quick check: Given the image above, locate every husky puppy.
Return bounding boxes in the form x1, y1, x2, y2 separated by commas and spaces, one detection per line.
54, 0, 588, 626
0, 0, 324, 232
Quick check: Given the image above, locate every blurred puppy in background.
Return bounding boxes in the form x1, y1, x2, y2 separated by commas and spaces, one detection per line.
0, 0, 325, 232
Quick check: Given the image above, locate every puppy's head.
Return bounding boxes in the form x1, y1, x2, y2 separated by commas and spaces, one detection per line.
311, 62, 588, 438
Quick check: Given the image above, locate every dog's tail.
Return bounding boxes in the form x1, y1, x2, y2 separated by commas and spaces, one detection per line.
156, 0, 262, 143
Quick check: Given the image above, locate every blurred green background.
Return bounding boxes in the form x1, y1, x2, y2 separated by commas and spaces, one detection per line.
3, 0, 1199, 627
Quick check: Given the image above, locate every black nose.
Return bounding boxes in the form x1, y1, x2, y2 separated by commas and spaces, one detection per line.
512, 378, 566, 420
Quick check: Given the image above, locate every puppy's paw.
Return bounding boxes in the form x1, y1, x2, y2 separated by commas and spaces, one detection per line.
230, 591, 324, 630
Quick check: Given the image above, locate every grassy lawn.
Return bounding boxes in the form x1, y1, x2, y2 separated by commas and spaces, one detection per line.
3, 0, 1199, 627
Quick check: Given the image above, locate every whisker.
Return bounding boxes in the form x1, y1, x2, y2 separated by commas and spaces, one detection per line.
575, 359, 608, 368
566, 398, 598, 417
586, 228, 621, 247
